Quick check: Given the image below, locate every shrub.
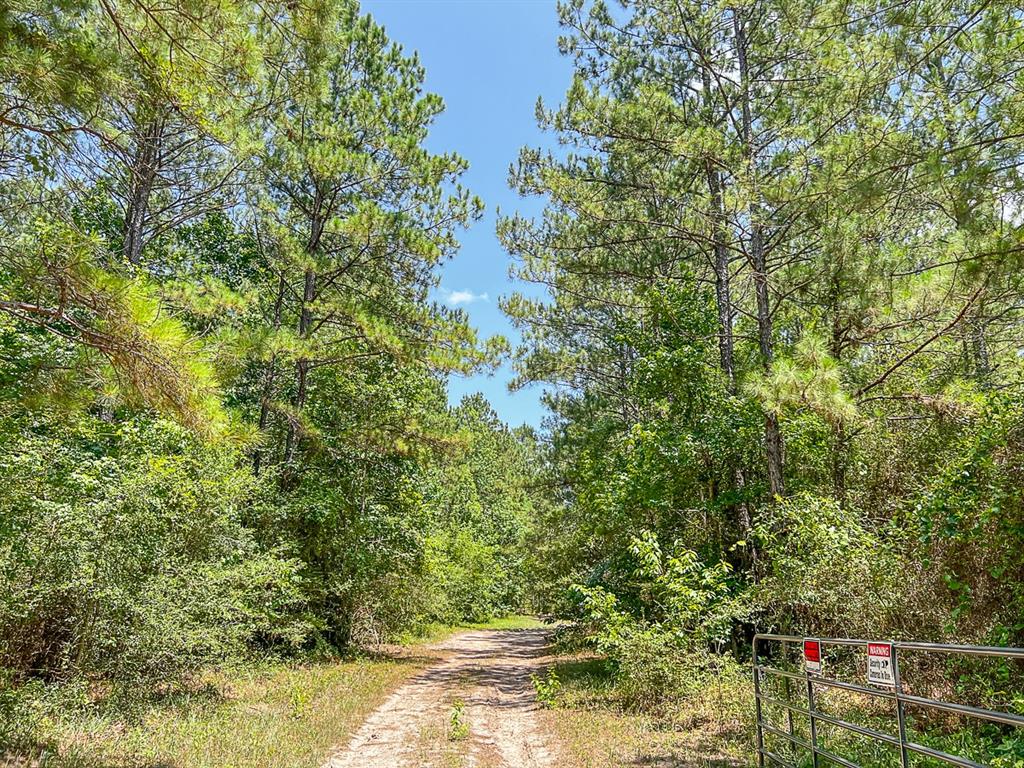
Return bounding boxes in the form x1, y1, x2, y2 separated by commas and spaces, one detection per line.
417, 529, 512, 626
531, 668, 562, 708
0, 671, 36, 750
569, 530, 748, 714
571, 530, 744, 648
753, 493, 911, 638
613, 628, 690, 712
448, 699, 469, 741
0, 415, 308, 704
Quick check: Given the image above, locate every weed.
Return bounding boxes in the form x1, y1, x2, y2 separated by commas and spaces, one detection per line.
532, 668, 562, 708
448, 699, 469, 741
288, 685, 312, 718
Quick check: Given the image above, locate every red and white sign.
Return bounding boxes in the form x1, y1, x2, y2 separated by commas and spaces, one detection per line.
804, 638, 822, 674
867, 642, 896, 686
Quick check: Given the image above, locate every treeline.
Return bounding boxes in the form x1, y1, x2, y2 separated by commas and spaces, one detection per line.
0, 0, 537, 726
506, 0, 1024, 697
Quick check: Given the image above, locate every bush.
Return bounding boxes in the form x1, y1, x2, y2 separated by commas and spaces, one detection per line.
0, 671, 36, 750
422, 529, 509, 624
531, 668, 562, 708
613, 629, 690, 712
569, 530, 748, 714
0, 415, 308, 703
571, 530, 743, 648
753, 493, 912, 638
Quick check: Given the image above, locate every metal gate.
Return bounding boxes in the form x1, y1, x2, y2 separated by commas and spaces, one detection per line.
753, 634, 1024, 768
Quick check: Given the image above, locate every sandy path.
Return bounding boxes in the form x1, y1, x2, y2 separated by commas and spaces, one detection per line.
321, 628, 558, 768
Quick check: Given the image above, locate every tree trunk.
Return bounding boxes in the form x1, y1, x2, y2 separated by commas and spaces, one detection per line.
706, 158, 736, 390
970, 303, 991, 386
284, 267, 316, 466
830, 271, 848, 505
124, 116, 164, 265
734, 8, 784, 498
283, 200, 324, 468
697, 55, 756, 566
700, 61, 737, 390
254, 272, 288, 475
831, 423, 847, 505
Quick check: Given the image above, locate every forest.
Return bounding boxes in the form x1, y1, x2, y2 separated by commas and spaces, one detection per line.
1, 0, 1023, 766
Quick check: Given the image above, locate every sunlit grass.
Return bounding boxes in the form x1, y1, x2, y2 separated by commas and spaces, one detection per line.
6, 615, 547, 768
535, 654, 755, 768
398, 613, 547, 644
14, 657, 422, 768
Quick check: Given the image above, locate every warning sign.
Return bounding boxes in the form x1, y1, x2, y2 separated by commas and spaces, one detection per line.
804, 638, 822, 674
867, 642, 896, 686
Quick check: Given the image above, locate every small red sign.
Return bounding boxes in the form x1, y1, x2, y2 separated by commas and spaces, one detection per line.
804, 638, 822, 673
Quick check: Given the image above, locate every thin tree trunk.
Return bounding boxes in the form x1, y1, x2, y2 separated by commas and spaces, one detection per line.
831, 423, 847, 505
734, 8, 784, 498
701, 60, 736, 390
284, 200, 324, 468
970, 303, 990, 386
697, 56, 756, 567
707, 161, 755, 552
284, 267, 315, 466
254, 272, 287, 475
830, 270, 848, 505
706, 158, 736, 390
124, 115, 164, 265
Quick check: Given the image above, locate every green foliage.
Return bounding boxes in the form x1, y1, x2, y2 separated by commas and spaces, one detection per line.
753, 495, 908, 638
507, 9, 1024, 766
748, 336, 859, 426
911, 396, 1024, 643
568, 530, 747, 712
0, 414, 307, 711
0, 1, 536, 746
4, 0, 1024, 764
610, 630, 691, 713
448, 699, 469, 741
531, 668, 562, 709
414, 394, 538, 626
422, 531, 507, 625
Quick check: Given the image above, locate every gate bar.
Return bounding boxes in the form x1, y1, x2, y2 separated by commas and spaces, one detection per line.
759, 720, 867, 768
759, 710, 988, 768
905, 742, 986, 768
755, 633, 1024, 659
758, 662, 1024, 727
760, 691, 902, 745
754, 637, 766, 768
762, 695, 900, 745
763, 748, 798, 768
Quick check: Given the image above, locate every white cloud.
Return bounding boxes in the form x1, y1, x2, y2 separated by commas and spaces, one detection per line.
444, 289, 489, 306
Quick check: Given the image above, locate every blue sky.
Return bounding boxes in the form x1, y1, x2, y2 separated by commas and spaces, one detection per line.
362, 0, 572, 429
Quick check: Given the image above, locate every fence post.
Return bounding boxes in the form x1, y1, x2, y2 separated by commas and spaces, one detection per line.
806, 669, 821, 768
893, 645, 910, 768
753, 637, 765, 768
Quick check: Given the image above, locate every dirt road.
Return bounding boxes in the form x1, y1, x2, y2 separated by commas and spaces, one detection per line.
322, 628, 558, 768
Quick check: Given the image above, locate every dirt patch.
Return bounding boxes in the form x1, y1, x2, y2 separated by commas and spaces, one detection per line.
321, 628, 559, 768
